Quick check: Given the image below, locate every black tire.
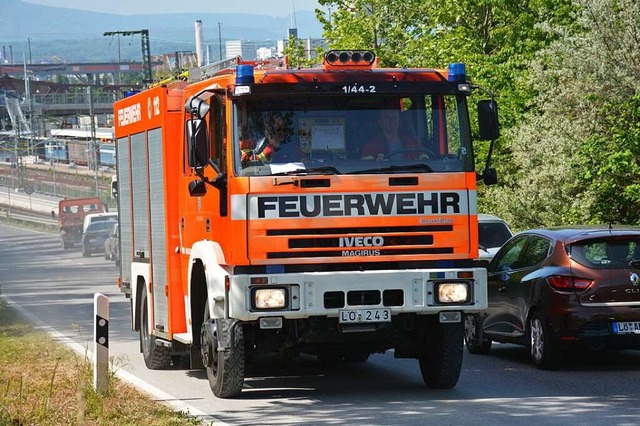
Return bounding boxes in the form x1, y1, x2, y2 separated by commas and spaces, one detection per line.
140, 291, 171, 369
419, 320, 464, 389
529, 312, 560, 370
464, 314, 492, 354
201, 302, 245, 398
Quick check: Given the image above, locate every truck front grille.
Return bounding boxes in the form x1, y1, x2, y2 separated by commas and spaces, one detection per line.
323, 289, 405, 309
265, 225, 454, 259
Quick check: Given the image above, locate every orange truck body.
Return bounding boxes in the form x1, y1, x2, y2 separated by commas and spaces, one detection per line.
58, 197, 105, 249
114, 51, 494, 397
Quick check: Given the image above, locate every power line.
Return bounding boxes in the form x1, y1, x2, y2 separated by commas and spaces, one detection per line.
103, 30, 152, 84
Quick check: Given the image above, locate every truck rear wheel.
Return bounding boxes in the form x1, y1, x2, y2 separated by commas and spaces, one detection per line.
201, 302, 245, 398
419, 320, 463, 389
140, 291, 171, 369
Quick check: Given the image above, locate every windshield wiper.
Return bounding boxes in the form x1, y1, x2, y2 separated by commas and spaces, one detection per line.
349, 164, 434, 175
271, 166, 341, 176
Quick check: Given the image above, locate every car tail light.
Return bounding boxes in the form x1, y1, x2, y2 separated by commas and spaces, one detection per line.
546, 275, 594, 291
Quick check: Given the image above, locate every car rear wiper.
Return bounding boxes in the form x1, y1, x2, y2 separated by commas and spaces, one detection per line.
349, 164, 433, 175
271, 166, 341, 176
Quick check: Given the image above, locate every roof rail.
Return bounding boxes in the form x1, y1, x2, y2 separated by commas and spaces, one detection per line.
193, 57, 243, 81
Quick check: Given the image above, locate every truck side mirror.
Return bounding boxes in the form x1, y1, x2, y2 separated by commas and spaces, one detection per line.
187, 119, 209, 169
188, 179, 207, 197
478, 100, 500, 141
483, 167, 498, 185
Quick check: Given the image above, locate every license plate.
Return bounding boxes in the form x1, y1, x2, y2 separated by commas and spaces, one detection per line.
612, 321, 640, 334
339, 308, 391, 324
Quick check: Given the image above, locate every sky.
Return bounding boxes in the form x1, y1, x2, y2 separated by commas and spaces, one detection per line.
22, 0, 324, 16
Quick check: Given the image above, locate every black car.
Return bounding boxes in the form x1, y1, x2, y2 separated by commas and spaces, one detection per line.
104, 223, 120, 265
465, 226, 640, 369
81, 221, 115, 257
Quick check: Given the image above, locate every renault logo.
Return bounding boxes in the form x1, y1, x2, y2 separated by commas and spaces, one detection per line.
630, 273, 639, 286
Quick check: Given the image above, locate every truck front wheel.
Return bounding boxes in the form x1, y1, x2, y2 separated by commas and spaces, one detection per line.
419, 320, 464, 389
201, 302, 245, 398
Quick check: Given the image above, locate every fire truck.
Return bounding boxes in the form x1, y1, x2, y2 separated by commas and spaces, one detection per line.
113, 50, 500, 398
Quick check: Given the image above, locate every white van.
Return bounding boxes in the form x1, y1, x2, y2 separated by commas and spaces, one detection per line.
82, 212, 118, 234
477, 213, 513, 263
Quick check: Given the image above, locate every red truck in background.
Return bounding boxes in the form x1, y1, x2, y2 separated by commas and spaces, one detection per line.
58, 197, 106, 249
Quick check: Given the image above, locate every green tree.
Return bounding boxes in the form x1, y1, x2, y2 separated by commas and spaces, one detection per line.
282, 35, 310, 68
317, 0, 574, 217
485, 0, 640, 229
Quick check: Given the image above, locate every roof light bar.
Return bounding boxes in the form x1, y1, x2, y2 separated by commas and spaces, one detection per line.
324, 50, 376, 67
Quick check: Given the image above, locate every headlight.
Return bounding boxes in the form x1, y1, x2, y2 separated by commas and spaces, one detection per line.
253, 288, 287, 310
436, 282, 470, 304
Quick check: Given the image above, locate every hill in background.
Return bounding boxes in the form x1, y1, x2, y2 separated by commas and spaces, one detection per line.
0, 0, 323, 63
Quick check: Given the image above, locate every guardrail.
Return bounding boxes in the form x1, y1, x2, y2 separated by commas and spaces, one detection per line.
0, 208, 58, 233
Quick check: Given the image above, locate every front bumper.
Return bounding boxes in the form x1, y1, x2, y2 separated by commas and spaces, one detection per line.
225, 268, 487, 322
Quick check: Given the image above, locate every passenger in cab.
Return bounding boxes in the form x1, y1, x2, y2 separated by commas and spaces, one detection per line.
361, 109, 428, 161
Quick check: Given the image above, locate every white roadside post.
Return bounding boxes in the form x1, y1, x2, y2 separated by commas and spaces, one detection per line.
93, 293, 109, 394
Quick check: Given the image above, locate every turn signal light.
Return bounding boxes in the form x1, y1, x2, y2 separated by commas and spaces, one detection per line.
324, 50, 376, 67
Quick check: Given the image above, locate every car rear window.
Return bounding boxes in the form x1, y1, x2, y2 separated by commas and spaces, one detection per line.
88, 221, 116, 233
569, 237, 640, 269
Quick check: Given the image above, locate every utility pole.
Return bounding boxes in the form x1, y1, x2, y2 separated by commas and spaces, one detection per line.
115, 33, 122, 87
218, 22, 223, 60
88, 85, 99, 198
103, 29, 153, 84
27, 38, 32, 64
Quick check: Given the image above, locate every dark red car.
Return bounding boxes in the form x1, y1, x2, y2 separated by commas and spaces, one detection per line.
464, 226, 640, 368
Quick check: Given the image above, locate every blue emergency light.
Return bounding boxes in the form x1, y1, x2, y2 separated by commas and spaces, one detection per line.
447, 63, 466, 82
236, 65, 255, 84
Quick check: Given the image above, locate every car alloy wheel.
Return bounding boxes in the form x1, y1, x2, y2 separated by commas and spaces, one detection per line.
530, 317, 544, 362
529, 312, 560, 369
464, 313, 491, 354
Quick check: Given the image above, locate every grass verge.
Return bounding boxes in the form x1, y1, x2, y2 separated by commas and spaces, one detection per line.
0, 299, 200, 425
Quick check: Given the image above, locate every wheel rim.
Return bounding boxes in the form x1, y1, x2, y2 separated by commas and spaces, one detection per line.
201, 321, 220, 376
211, 325, 219, 376
464, 315, 477, 344
142, 304, 150, 353
530, 318, 544, 361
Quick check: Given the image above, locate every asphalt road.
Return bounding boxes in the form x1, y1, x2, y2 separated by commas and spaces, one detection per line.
1, 223, 640, 426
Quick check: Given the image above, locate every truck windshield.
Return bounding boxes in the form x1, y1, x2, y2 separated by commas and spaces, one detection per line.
232, 93, 473, 176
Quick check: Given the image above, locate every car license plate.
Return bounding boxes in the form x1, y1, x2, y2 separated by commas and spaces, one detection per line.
339, 308, 391, 324
612, 321, 640, 334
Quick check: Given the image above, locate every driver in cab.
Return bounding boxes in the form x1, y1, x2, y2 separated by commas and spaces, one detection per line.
240, 114, 288, 165
361, 109, 428, 161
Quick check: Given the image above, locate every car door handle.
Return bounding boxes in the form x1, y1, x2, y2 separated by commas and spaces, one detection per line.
498, 286, 507, 293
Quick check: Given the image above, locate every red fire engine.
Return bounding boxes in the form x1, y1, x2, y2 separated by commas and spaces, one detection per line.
113, 50, 499, 397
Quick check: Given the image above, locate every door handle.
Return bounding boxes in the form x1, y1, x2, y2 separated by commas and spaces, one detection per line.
498, 286, 507, 293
